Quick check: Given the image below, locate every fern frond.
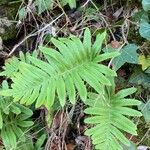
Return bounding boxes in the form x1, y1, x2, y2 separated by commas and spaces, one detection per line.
84, 87, 142, 150
0, 80, 33, 149
1, 107, 33, 150
0, 28, 119, 109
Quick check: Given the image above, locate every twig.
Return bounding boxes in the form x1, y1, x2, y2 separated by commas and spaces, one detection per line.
8, 13, 64, 57
81, 0, 90, 7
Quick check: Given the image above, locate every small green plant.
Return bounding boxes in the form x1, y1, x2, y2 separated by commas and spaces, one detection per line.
16, 133, 46, 150
84, 81, 142, 149
0, 28, 142, 149
0, 80, 33, 150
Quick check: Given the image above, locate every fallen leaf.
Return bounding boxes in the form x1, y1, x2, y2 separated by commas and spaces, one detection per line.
66, 143, 76, 150
111, 40, 121, 49
139, 55, 150, 70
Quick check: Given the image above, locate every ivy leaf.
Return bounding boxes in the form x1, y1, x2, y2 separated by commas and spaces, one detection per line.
145, 67, 150, 74
18, 7, 27, 20
129, 68, 150, 88
105, 44, 138, 71
35, 0, 53, 14
138, 100, 150, 123
132, 10, 149, 23
142, 0, 150, 11
139, 22, 150, 40
139, 55, 150, 70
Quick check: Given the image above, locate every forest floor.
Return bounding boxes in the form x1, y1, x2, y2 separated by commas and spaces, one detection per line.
0, 0, 150, 150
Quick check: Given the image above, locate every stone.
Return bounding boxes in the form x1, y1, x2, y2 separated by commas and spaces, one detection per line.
0, 1, 19, 41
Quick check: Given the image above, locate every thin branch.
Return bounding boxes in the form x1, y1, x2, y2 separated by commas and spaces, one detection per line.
8, 13, 64, 57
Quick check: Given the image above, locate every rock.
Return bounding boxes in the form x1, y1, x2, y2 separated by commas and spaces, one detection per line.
0, 1, 19, 41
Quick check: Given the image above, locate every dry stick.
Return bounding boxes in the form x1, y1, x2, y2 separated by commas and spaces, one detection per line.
81, 0, 90, 7
91, 0, 116, 41
55, 0, 70, 24
8, 13, 64, 57
137, 127, 150, 145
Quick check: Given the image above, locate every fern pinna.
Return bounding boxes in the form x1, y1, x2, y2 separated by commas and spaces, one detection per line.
0, 28, 118, 109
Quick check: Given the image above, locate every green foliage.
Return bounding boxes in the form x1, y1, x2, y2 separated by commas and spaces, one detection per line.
132, 10, 149, 23
18, 0, 53, 20
0, 28, 119, 109
0, 80, 33, 150
16, 133, 46, 150
84, 85, 142, 150
0, 28, 142, 149
122, 142, 137, 150
61, 0, 76, 9
138, 100, 150, 123
35, 0, 53, 14
103, 44, 139, 71
139, 22, 150, 40
129, 68, 150, 88
18, 0, 76, 20
146, 67, 150, 73
18, 7, 27, 20
142, 0, 150, 11
138, 0, 150, 41
138, 55, 150, 70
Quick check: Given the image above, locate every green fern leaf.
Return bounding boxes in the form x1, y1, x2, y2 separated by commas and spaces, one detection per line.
6, 125, 17, 148
0, 28, 119, 109
12, 125, 26, 142
1, 127, 10, 149
92, 31, 106, 56
84, 87, 142, 150
0, 110, 3, 129
0, 81, 33, 149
